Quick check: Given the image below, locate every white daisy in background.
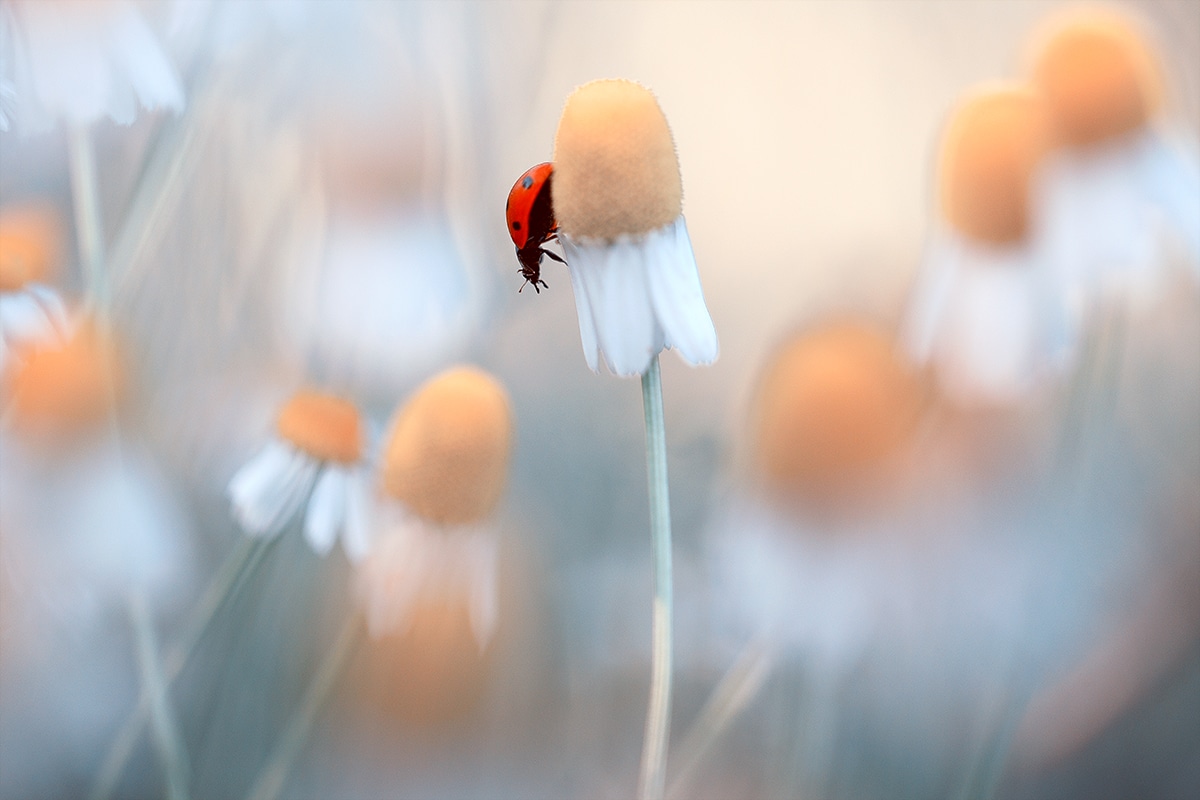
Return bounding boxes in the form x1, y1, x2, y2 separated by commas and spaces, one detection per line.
1029, 6, 1200, 305
228, 390, 373, 562
902, 84, 1072, 407
551, 79, 718, 378
0, 321, 194, 798
0, 0, 183, 130
357, 366, 513, 649
0, 203, 70, 378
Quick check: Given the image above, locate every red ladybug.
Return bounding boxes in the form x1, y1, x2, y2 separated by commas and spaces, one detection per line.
506, 162, 564, 293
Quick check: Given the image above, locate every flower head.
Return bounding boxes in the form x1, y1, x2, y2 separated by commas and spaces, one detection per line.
359, 366, 512, 648
1025, 6, 1199, 283
1028, 6, 1161, 149
0, 203, 70, 375
752, 321, 923, 507
938, 85, 1052, 247
380, 366, 512, 526
904, 85, 1070, 406
3, 0, 184, 130
3, 319, 121, 443
227, 389, 373, 561
552, 78, 718, 377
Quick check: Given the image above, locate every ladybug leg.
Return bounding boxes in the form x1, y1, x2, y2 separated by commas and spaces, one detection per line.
540, 248, 565, 264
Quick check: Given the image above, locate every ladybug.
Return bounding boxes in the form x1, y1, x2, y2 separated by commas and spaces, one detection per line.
506, 162, 565, 293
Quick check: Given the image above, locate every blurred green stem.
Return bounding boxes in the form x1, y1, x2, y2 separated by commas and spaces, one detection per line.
130, 592, 190, 800
67, 124, 108, 320
638, 355, 674, 800
90, 536, 274, 800
245, 614, 362, 800
667, 640, 773, 800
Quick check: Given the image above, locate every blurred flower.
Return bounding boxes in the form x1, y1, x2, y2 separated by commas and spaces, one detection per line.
3, 319, 121, 444
711, 320, 926, 665
0, 317, 193, 798
357, 366, 512, 649
1, 0, 184, 131
0, 203, 69, 377
552, 79, 718, 377
228, 390, 373, 561
1029, 6, 1200, 299
903, 84, 1071, 406
751, 320, 924, 510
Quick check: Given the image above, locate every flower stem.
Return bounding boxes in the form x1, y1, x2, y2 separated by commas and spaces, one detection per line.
638, 354, 674, 800
666, 641, 773, 800
129, 592, 190, 800
67, 124, 108, 320
90, 536, 274, 800
245, 614, 362, 800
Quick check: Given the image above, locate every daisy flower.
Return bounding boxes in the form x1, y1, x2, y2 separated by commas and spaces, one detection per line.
552, 79, 718, 378
357, 366, 512, 650
0, 0, 183, 130
1029, 6, 1200, 300
227, 390, 372, 562
903, 84, 1071, 407
0, 203, 70, 378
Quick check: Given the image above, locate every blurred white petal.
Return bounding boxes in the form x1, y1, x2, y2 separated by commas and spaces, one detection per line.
303, 465, 346, 556
465, 532, 499, 649
340, 467, 373, 563
227, 440, 317, 537
563, 238, 601, 372
10, 0, 184, 128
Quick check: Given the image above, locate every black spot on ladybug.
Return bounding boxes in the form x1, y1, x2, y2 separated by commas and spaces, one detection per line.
512, 220, 522, 231
522, 176, 534, 189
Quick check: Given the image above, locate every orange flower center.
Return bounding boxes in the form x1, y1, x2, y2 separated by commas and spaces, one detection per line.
276, 391, 363, 463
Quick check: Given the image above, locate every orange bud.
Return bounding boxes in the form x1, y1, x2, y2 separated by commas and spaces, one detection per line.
938, 85, 1051, 246
380, 367, 513, 526
752, 321, 923, 499
0, 203, 64, 292
1029, 7, 1161, 148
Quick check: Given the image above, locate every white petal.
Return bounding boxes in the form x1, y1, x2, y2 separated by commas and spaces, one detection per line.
562, 238, 601, 373
359, 516, 425, 638
573, 236, 658, 377
644, 217, 718, 367
108, 5, 185, 116
227, 441, 318, 537
465, 533, 499, 649
303, 466, 346, 556
900, 232, 960, 366
1141, 134, 1200, 267
340, 468, 374, 563
0, 288, 62, 349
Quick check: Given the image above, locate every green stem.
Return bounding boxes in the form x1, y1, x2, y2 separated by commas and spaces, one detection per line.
67, 124, 108, 320
638, 354, 674, 800
245, 615, 362, 800
90, 536, 274, 800
129, 593, 190, 800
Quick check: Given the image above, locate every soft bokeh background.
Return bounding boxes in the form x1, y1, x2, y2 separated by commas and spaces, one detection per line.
1, 1, 1197, 799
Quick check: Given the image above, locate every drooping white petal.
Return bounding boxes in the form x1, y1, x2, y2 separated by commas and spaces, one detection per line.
572, 236, 659, 377
0, 286, 63, 348
340, 468, 374, 563
107, 4, 185, 117
303, 465, 346, 556
227, 440, 318, 537
562, 238, 601, 372
644, 217, 718, 367
359, 511, 426, 639
900, 232, 960, 366
464, 532, 499, 649
934, 243, 1041, 406
1140, 133, 1200, 268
